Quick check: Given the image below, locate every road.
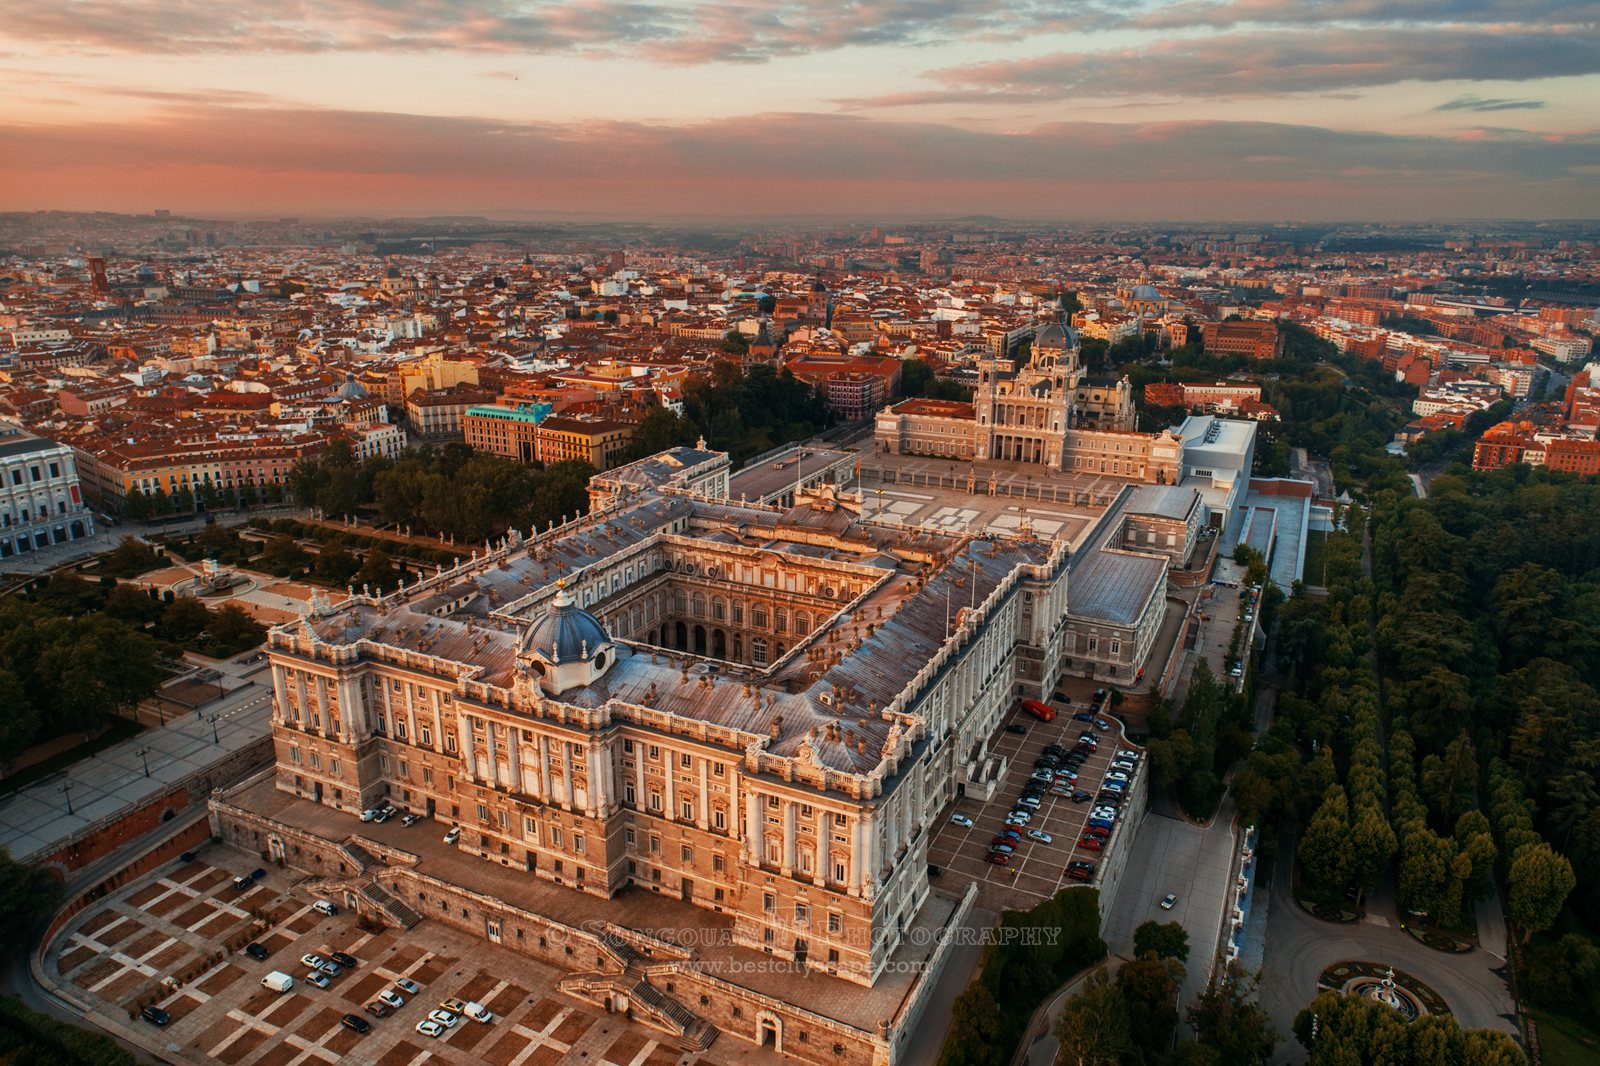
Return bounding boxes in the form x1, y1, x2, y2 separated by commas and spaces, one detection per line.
1258, 839, 1518, 1058
1103, 799, 1239, 1011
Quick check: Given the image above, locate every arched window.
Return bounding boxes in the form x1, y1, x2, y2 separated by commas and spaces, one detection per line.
752, 604, 769, 628
692, 593, 706, 618
774, 608, 787, 634
793, 611, 810, 635
673, 589, 688, 613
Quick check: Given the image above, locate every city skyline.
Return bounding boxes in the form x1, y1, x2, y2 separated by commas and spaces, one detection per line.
4, 1, 1599, 220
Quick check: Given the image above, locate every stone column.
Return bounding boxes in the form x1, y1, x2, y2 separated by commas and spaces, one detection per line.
860, 813, 876, 895
540, 734, 553, 802
745, 792, 762, 866
456, 714, 473, 782
663, 748, 676, 820
431, 691, 444, 754
814, 806, 828, 882
484, 719, 499, 785
560, 740, 573, 809
634, 750, 646, 812
696, 760, 710, 829
589, 742, 606, 815
506, 726, 520, 793
781, 801, 797, 877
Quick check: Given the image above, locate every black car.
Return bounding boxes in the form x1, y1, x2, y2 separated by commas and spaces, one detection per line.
244, 942, 270, 960
340, 1013, 372, 1034
1042, 744, 1066, 757
1005, 724, 1027, 735
330, 951, 359, 969
141, 1006, 171, 1027
251, 868, 267, 880
1097, 793, 1124, 807
1072, 790, 1094, 803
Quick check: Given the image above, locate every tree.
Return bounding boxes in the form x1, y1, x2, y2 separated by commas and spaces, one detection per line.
161, 596, 212, 645
260, 535, 310, 575
0, 848, 63, 958
1187, 964, 1276, 1065
99, 536, 160, 578
939, 983, 1006, 1066
1295, 990, 1525, 1066
1507, 842, 1576, 943
1420, 732, 1478, 828
1299, 785, 1352, 895
0, 669, 39, 767
204, 604, 265, 657
1117, 954, 1184, 1056
1347, 806, 1398, 893
102, 584, 162, 626
1133, 920, 1190, 963
1053, 967, 1130, 1066
312, 546, 360, 587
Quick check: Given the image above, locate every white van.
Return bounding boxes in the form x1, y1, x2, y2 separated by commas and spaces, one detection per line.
261, 971, 294, 993
463, 1001, 494, 1023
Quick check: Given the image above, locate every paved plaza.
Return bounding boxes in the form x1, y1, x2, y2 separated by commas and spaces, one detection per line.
46, 844, 784, 1066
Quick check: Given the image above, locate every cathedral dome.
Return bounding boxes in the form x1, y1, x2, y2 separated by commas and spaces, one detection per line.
1034, 320, 1077, 351
1131, 283, 1162, 302
335, 374, 369, 401
519, 582, 610, 664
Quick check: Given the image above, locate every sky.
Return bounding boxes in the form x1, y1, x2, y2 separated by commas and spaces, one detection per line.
2, 0, 1598, 221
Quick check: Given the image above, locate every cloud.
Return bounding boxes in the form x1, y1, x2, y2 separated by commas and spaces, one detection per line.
3, 102, 1596, 219
1434, 94, 1547, 112
0, 1, 1064, 62
843, 26, 1600, 106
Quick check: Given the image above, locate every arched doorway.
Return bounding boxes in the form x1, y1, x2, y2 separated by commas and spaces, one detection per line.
755, 1011, 783, 1051
712, 629, 727, 659
693, 625, 707, 655
674, 621, 688, 650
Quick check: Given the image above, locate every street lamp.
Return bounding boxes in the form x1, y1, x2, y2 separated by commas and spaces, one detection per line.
207, 713, 220, 745
61, 780, 75, 815
138, 745, 151, 777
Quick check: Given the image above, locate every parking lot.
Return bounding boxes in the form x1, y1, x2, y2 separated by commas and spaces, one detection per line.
47, 844, 761, 1066
926, 696, 1142, 912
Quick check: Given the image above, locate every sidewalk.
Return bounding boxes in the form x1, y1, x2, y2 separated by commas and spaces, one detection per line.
0, 680, 273, 862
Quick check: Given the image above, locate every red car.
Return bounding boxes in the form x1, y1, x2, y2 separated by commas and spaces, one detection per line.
988, 853, 1010, 866
1077, 835, 1104, 850
1066, 867, 1093, 882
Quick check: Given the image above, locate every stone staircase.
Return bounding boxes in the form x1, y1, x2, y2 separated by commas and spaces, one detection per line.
360, 882, 423, 930
339, 839, 380, 875
557, 973, 718, 1051
597, 930, 643, 969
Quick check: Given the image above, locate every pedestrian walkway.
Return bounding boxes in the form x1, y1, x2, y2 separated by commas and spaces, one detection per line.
0, 680, 273, 862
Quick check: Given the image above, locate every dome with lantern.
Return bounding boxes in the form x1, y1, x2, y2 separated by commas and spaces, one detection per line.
516, 580, 616, 695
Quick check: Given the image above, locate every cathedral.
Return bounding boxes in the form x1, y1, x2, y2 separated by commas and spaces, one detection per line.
877, 317, 1176, 482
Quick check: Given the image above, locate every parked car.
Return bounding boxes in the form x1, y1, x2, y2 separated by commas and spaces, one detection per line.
1066, 864, 1094, 882
1161, 893, 1179, 910
1016, 795, 1042, 809
949, 813, 974, 828
428, 1008, 460, 1028
394, 977, 421, 995
464, 1001, 494, 1023
1005, 724, 1028, 735
300, 954, 326, 970
416, 1019, 447, 1038
359, 808, 380, 822
1042, 744, 1066, 757
440, 998, 467, 1014
1094, 718, 1112, 732
378, 989, 405, 1009
1026, 829, 1052, 843
329, 951, 358, 969
341, 1013, 372, 1034
306, 971, 331, 990
244, 943, 270, 960
991, 836, 1019, 848
443, 826, 461, 845
231, 875, 252, 891
988, 853, 1010, 866
140, 1006, 171, 1027
363, 1000, 390, 1018
1072, 712, 1094, 722
401, 813, 421, 827
1049, 784, 1074, 797
1077, 835, 1104, 851
1072, 790, 1094, 803
989, 843, 1015, 855
1116, 750, 1141, 761
312, 900, 337, 916
1087, 818, 1114, 832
